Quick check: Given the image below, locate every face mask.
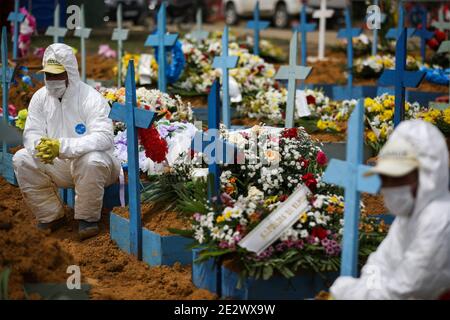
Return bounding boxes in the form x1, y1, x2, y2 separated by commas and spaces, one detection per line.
45, 79, 67, 98
381, 185, 415, 217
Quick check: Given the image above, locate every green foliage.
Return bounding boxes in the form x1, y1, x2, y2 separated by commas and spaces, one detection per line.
0, 268, 11, 300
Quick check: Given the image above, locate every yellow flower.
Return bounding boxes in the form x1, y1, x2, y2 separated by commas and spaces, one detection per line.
317, 119, 328, 131
15, 109, 28, 130
216, 216, 225, 223
299, 212, 308, 223
367, 131, 377, 143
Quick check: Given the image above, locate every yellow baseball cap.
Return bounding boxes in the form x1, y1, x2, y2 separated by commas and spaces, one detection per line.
38, 58, 66, 74
365, 136, 420, 177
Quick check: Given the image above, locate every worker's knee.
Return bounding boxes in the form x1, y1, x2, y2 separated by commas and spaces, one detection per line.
12, 148, 34, 171
74, 151, 111, 171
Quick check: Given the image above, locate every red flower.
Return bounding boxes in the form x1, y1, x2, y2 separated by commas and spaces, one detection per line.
298, 157, 310, 168
278, 194, 288, 202
316, 151, 328, 166
427, 38, 439, 51
306, 95, 316, 105
282, 128, 298, 139
138, 125, 168, 163
311, 227, 328, 240
435, 30, 446, 42
301, 173, 317, 191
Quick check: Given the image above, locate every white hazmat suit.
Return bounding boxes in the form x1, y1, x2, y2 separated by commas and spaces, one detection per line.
13, 44, 121, 223
331, 120, 450, 299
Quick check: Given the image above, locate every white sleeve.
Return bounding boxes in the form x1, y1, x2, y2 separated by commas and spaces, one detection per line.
331, 213, 450, 300
23, 91, 46, 156
59, 92, 114, 159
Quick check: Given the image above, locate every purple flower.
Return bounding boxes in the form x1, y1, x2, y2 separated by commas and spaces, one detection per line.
321, 238, 330, 247
193, 213, 201, 222
158, 124, 178, 139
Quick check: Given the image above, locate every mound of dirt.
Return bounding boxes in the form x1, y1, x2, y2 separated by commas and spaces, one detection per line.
0, 177, 214, 300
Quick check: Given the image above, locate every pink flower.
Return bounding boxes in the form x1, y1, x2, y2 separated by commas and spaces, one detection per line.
316, 151, 328, 166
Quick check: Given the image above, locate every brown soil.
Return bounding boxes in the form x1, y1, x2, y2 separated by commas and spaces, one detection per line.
85, 54, 116, 81
182, 95, 208, 108
0, 177, 215, 300
305, 51, 448, 94
362, 194, 387, 215
310, 132, 346, 143
231, 117, 262, 127
112, 204, 191, 236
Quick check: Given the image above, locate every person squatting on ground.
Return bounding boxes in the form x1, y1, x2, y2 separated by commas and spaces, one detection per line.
330, 120, 450, 299
13, 44, 121, 241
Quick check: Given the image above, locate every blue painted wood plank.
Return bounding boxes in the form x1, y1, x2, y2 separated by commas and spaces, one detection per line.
192, 248, 220, 294
246, 2, 270, 56
7, 0, 25, 60
110, 212, 131, 254
293, 4, 316, 66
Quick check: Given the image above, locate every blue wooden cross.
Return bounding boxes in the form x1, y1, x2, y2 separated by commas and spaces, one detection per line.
413, 9, 433, 63
293, 3, 316, 66
322, 100, 381, 277
212, 26, 239, 128
336, 8, 362, 98
112, 3, 130, 87
7, 0, 25, 60
45, 2, 67, 43
246, 1, 270, 56
191, 8, 209, 43
144, 3, 178, 93
386, 2, 416, 40
108, 61, 156, 259
74, 5, 92, 83
275, 32, 312, 128
378, 29, 426, 127
190, 81, 242, 200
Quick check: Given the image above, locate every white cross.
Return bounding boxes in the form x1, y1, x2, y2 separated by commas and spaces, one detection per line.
313, 0, 334, 61
45, 3, 67, 43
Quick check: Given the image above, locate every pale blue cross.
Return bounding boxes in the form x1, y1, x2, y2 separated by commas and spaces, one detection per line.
378, 29, 425, 127
144, 3, 178, 93
7, 0, 25, 60
1, 27, 17, 178
413, 9, 433, 63
74, 5, 92, 83
212, 26, 239, 128
45, 2, 67, 43
246, 1, 270, 56
275, 32, 312, 128
191, 8, 209, 43
112, 3, 130, 87
191, 80, 242, 200
432, 7, 450, 35
108, 61, 156, 259
293, 3, 316, 66
336, 8, 362, 98
386, 2, 416, 40
322, 100, 381, 277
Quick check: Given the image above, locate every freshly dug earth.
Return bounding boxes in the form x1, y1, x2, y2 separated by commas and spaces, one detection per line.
362, 194, 387, 215
0, 177, 215, 300
113, 204, 191, 236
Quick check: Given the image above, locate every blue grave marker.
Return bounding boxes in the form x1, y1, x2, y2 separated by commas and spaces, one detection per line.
190, 81, 242, 200
322, 100, 381, 277
212, 26, 239, 128
246, 1, 270, 56
336, 8, 362, 99
108, 61, 156, 259
7, 0, 25, 60
191, 8, 209, 43
378, 29, 426, 127
45, 2, 67, 43
74, 5, 92, 83
386, 2, 415, 40
112, 3, 130, 88
275, 32, 312, 128
144, 3, 178, 93
293, 3, 316, 66
414, 9, 433, 63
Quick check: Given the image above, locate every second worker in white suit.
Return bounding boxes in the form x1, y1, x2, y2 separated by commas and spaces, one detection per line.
13, 43, 121, 240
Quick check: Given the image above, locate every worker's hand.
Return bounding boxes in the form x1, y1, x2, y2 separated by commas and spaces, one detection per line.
35, 137, 60, 164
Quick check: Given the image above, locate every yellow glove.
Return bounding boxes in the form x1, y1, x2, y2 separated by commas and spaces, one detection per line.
35, 137, 60, 164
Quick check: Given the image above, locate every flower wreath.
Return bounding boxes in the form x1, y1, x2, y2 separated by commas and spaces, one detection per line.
153, 38, 186, 84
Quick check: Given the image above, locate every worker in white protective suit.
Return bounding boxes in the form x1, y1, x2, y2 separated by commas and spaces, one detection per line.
13, 44, 121, 240
330, 120, 450, 300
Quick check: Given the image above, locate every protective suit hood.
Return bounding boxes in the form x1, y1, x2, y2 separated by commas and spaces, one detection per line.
391, 120, 449, 216
42, 44, 80, 98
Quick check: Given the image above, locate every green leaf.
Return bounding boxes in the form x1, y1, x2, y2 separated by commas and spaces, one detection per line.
262, 265, 274, 280
0, 268, 11, 300
167, 228, 194, 238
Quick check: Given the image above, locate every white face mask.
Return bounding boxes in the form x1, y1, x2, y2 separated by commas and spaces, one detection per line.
45, 79, 67, 98
381, 185, 415, 217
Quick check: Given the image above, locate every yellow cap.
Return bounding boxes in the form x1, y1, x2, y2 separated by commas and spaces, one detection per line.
38, 59, 66, 74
